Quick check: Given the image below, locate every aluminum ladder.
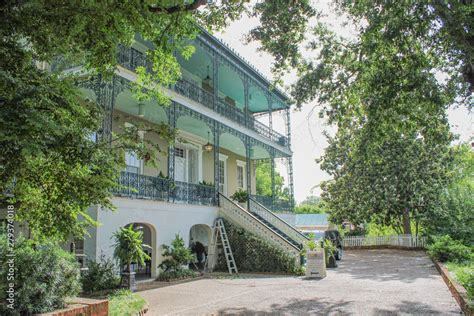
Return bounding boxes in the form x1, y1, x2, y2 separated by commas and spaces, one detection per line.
206, 218, 238, 274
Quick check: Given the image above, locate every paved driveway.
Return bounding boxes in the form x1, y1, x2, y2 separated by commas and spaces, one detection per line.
139, 249, 461, 315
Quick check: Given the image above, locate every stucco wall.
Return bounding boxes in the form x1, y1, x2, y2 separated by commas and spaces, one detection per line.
91, 197, 219, 277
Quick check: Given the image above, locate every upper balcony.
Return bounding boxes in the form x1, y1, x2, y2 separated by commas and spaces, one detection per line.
116, 34, 291, 150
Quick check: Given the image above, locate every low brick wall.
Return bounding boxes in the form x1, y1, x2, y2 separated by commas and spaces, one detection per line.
37, 297, 108, 316
432, 260, 473, 316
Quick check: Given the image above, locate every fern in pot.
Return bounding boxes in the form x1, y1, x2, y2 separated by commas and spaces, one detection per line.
230, 189, 248, 209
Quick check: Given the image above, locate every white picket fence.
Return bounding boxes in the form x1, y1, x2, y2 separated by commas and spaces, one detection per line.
343, 235, 427, 248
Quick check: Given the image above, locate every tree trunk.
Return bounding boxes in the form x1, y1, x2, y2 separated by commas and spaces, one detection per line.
402, 208, 412, 235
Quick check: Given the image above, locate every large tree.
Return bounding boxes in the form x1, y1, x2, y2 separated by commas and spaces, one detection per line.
283, 1, 466, 234
0, 1, 315, 240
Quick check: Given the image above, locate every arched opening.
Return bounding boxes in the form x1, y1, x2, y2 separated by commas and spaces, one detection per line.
189, 224, 212, 271
124, 222, 157, 279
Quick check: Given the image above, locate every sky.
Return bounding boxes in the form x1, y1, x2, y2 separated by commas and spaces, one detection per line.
216, 5, 473, 203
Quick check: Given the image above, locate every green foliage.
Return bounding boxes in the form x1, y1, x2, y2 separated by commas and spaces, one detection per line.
81, 255, 120, 293
287, 0, 472, 236
158, 234, 193, 273
199, 180, 214, 187
1, 1, 313, 242
0, 235, 81, 314
108, 289, 146, 316
427, 235, 473, 263
295, 196, 328, 214
157, 269, 197, 282
230, 189, 248, 203
446, 262, 474, 300
365, 222, 399, 237
215, 219, 298, 274
323, 239, 336, 265
112, 225, 150, 273
426, 144, 474, 245
255, 161, 289, 200
304, 233, 320, 251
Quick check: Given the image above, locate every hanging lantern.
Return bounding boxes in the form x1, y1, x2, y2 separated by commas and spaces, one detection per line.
203, 131, 213, 152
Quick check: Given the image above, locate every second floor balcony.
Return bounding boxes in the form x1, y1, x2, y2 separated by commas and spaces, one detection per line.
117, 38, 291, 150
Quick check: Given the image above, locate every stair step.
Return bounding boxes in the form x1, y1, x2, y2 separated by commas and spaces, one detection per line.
250, 212, 302, 249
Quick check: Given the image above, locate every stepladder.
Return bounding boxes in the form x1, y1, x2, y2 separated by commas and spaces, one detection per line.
206, 218, 238, 274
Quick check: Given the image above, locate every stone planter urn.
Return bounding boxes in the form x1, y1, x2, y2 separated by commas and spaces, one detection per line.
305, 249, 326, 278
121, 271, 137, 292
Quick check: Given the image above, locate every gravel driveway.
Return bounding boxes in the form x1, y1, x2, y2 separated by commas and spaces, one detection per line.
139, 249, 461, 315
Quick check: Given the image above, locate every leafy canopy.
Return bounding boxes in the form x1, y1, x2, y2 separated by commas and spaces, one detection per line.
0, 1, 314, 241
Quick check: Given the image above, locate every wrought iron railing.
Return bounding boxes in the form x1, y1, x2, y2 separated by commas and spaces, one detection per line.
250, 194, 293, 213
117, 45, 289, 148
249, 198, 308, 247
113, 171, 216, 206
218, 194, 301, 264
173, 180, 216, 205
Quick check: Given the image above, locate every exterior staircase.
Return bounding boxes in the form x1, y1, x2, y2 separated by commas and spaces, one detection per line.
217, 193, 308, 267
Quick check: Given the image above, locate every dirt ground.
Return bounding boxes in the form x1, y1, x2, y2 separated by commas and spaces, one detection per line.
139, 249, 462, 315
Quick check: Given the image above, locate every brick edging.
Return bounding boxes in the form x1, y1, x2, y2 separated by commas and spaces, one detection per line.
432, 259, 473, 316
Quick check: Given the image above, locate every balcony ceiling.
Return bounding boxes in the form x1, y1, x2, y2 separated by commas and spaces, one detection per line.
177, 43, 287, 114
115, 90, 168, 125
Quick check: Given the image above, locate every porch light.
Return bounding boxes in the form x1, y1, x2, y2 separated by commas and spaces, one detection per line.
138, 103, 145, 117
203, 131, 213, 153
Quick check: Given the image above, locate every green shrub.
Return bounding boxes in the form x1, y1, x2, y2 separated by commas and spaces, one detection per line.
446, 262, 474, 300
323, 239, 336, 265
215, 219, 298, 274
0, 236, 81, 314
108, 289, 146, 316
158, 234, 193, 273
81, 255, 120, 293
157, 269, 197, 282
427, 235, 473, 263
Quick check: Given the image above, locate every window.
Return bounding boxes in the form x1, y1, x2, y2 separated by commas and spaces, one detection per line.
175, 147, 185, 158
125, 151, 141, 174
236, 160, 246, 190
124, 122, 144, 174
219, 160, 225, 193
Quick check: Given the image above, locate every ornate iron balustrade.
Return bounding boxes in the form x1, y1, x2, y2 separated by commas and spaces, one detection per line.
173, 181, 216, 206
116, 45, 289, 148
113, 171, 216, 206
218, 194, 301, 264
249, 198, 308, 247
250, 194, 293, 213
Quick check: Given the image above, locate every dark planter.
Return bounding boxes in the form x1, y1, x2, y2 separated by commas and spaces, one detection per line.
121, 271, 137, 292
326, 255, 337, 268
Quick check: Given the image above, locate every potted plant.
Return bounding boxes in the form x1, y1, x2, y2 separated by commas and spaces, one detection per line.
304, 234, 326, 278
230, 189, 248, 209
112, 225, 151, 292
324, 239, 337, 268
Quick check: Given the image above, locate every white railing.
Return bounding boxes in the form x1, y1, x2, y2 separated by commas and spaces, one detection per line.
249, 198, 308, 246
219, 194, 301, 262
343, 235, 427, 248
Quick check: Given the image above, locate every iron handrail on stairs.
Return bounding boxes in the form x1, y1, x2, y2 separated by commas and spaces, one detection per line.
248, 197, 309, 248
218, 194, 301, 263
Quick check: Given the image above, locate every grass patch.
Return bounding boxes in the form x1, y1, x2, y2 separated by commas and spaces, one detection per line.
108, 289, 146, 316
446, 261, 474, 301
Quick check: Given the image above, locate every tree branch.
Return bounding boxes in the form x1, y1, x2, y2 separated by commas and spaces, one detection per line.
149, 0, 207, 14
